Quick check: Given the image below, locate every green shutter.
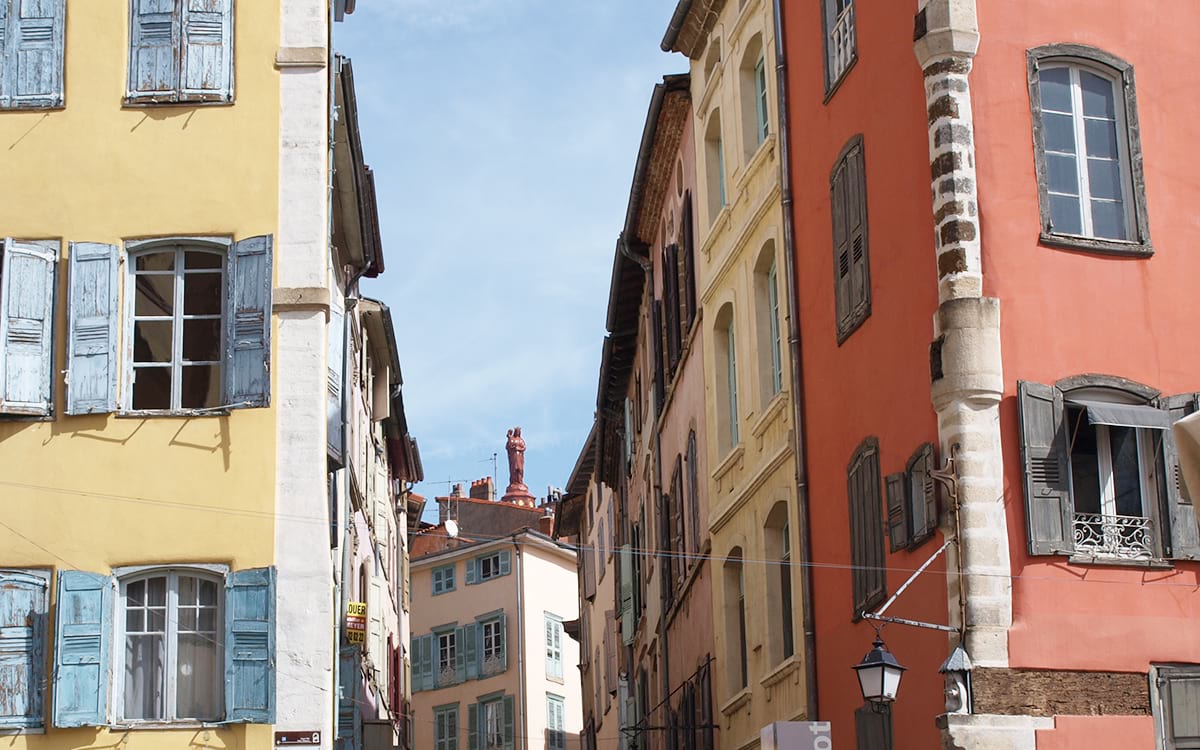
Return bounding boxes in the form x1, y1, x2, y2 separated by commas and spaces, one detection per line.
1017, 381, 1073, 555
503, 695, 515, 750
1164, 394, 1200, 560
464, 622, 479, 680
885, 472, 908, 552
499, 613, 508, 671
465, 558, 478, 585
454, 627, 467, 684
499, 550, 511, 576
468, 702, 479, 750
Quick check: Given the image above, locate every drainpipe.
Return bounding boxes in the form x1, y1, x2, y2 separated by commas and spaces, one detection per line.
512, 536, 528, 750
772, 0, 819, 722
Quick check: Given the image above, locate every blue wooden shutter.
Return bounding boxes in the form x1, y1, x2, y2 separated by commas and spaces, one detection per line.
225, 235, 272, 408
420, 633, 434, 691
0, 2, 7, 108
467, 702, 479, 750
6, 0, 65, 108
502, 695, 515, 750
127, 0, 180, 101
465, 558, 478, 585
464, 622, 479, 680
0, 569, 49, 729
499, 550, 511, 576
224, 566, 276, 723
1, 239, 57, 416
453, 626, 466, 683
327, 301, 345, 463
66, 243, 119, 415
499, 613, 508, 671
180, 0, 233, 102
52, 570, 111, 728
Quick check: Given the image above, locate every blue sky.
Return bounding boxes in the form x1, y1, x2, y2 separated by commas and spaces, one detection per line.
335, 1, 684, 520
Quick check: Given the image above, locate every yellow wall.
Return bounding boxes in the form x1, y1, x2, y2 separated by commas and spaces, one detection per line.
0, 2, 282, 747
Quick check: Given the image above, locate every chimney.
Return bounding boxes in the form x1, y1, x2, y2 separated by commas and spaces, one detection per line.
451, 483, 464, 498
469, 477, 494, 501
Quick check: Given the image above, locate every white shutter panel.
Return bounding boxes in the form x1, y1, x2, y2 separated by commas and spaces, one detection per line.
1, 239, 57, 415
66, 243, 120, 414
8, 0, 65, 108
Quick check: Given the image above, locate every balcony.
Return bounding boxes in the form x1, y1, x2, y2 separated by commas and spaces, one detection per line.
1072, 512, 1155, 560
828, 4, 855, 86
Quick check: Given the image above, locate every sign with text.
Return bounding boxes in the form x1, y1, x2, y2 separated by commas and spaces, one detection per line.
346, 601, 366, 645
761, 721, 832, 750
275, 730, 321, 746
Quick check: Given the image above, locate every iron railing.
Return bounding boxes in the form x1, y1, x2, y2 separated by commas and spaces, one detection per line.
1073, 512, 1155, 560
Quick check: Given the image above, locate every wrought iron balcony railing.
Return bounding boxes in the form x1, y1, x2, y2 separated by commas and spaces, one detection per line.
829, 4, 856, 85
1072, 512, 1156, 560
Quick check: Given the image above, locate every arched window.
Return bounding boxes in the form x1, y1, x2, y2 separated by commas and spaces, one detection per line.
754, 241, 783, 405
713, 303, 739, 451
704, 111, 726, 224
739, 33, 768, 159
723, 547, 747, 693
763, 501, 794, 664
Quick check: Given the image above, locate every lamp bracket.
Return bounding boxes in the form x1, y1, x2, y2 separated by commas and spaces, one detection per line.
930, 442, 961, 506
861, 611, 959, 633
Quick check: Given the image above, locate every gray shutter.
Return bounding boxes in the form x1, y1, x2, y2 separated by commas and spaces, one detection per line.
468, 702, 479, 750
1161, 667, 1200, 749
66, 243, 120, 415
0, 2, 6, 107
1017, 381, 1073, 555
53, 571, 112, 728
422, 633, 435, 690
1, 239, 57, 416
854, 704, 892, 750
327, 300, 345, 463
6, 0, 65, 107
127, 0, 180, 100
464, 622, 479, 680
885, 472, 908, 552
831, 157, 852, 335
1163, 394, 1200, 560
848, 438, 885, 615
224, 566, 276, 723
337, 650, 355, 738
619, 545, 634, 645
180, 0, 234, 102
225, 235, 272, 408
846, 141, 870, 321
502, 695, 515, 750
908, 443, 937, 544
682, 192, 697, 326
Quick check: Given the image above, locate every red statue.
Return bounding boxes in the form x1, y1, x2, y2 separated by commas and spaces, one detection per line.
505, 427, 527, 491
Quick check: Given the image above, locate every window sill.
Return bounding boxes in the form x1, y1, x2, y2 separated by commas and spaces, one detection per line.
0, 727, 44, 735
1065, 553, 1174, 570
1, 101, 64, 112
760, 653, 801, 689
750, 390, 788, 440
719, 687, 752, 717
698, 65, 724, 117
123, 96, 234, 108
117, 409, 232, 418
547, 674, 565, 685
110, 721, 229, 731
734, 133, 777, 195
1039, 231, 1153, 258
712, 443, 745, 484
823, 54, 858, 105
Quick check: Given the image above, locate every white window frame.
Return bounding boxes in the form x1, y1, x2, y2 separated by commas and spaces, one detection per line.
546, 694, 566, 750
113, 565, 227, 725
437, 631, 456, 674
123, 238, 230, 414
482, 618, 503, 666
477, 552, 502, 581
754, 54, 769, 145
434, 703, 459, 750
545, 614, 564, 680
483, 698, 504, 750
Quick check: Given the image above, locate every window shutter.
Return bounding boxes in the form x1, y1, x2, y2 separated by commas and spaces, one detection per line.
651, 299, 665, 414
225, 235, 272, 408
1, 239, 57, 416
464, 622, 479, 679
854, 704, 892, 750
0, 570, 49, 729
1017, 381, 1073, 555
831, 159, 852, 335
337, 650, 356, 738
128, 0, 180, 100
422, 633, 435, 690
885, 472, 908, 552
664, 244, 681, 371
6, 0, 65, 107
432, 568, 442, 594
582, 542, 596, 600
846, 141, 870, 322
498, 612, 508, 670
465, 558, 478, 585
224, 566, 276, 723
454, 626, 467, 683
327, 300, 345, 463
65, 243, 119, 415
499, 550, 511, 576
619, 546, 634, 645
467, 702, 479, 750
180, 0, 233, 102
368, 576, 384, 681
1163, 393, 1200, 560
848, 437, 885, 615
908, 443, 937, 544
682, 192, 697, 327
502, 695, 515, 750
52, 570, 111, 728
1160, 667, 1200, 748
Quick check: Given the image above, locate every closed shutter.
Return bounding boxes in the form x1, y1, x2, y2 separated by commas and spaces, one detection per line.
1159, 666, 1200, 750
0, 569, 49, 729
52, 570, 112, 728
1163, 394, 1200, 560
619, 547, 634, 645
885, 472, 908, 552
848, 437, 885, 616
453, 625, 467, 684
327, 301, 345, 463
1017, 381, 1073, 555
224, 566, 276, 723
463, 621, 479, 680
846, 140, 870, 323
664, 244, 681, 372
225, 235, 272, 408
604, 610, 616, 694
468, 702, 479, 750
907, 443, 937, 544
66, 243, 120, 414
1, 239, 57, 416
831, 154, 852, 334
337, 649, 356, 739
180, 0, 233, 102
4, 0, 65, 107
854, 704, 892, 750
127, 0, 180, 100
368, 576, 384, 682
682, 192, 697, 327
651, 299, 665, 414
502, 695, 515, 750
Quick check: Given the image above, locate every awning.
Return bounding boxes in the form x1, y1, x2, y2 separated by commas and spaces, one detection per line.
1174, 410, 1200, 510
1068, 399, 1172, 430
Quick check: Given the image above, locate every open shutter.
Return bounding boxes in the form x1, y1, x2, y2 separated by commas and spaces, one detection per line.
127, 0, 180, 101
499, 612, 508, 670
180, 0, 234, 102
468, 702, 479, 750
619, 546, 634, 645
499, 550, 511, 576
0, 2, 6, 107
885, 472, 908, 552
907, 443, 937, 544
52, 570, 111, 728
225, 235, 272, 408
651, 299, 665, 414
421, 633, 435, 691
502, 695, 515, 750
452, 627, 466, 684
1160, 667, 1200, 749
682, 192, 697, 327
465, 558, 478, 585
0, 570, 49, 729
831, 157, 852, 335
7, 0, 65, 107
1017, 381, 1073, 555
1, 239, 56, 416
327, 300, 345, 463
846, 141, 870, 322
464, 622, 479, 680
224, 566, 276, 723
1163, 394, 1200, 560
368, 576, 384, 680
66, 243, 119, 414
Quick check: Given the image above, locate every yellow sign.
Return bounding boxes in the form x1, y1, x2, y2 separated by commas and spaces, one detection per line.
346, 601, 366, 645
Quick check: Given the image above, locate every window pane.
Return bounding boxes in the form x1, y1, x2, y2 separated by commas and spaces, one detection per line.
1042, 112, 1076, 153
1080, 71, 1116, 118
147, 577, 166, 607
1109, 426, 1143, 517
126, 608, 144, 631
1084, 118, 1119, 160
128, 579, 145, 607
1049, 194, 1083, 235
136, 251, 174, 272
177, 633, 220, 719
1090, 200, 1127, 240
125, 634, 165, 720
134, 321, 173, 363
199, 579, 218, 606
1047, 153, 1080, 195
1087, 158, 1123, 201
184, 272, 223, 315
132, 367, 172, 410
1038, 67, 1073, 113
185, 251, 222, 270
1069, 408, 1101, 514
135, 275, 174, 316
183, 319, 221, 362
181, 365, 222, 409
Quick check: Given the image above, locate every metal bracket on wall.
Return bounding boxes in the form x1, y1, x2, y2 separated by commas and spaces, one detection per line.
931, 442, 961, 508
861, 538, 960, 634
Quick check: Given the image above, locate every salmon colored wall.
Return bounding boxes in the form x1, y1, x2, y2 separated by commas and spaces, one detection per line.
971, 0, 1200, 674
1035, 716, 1155, 749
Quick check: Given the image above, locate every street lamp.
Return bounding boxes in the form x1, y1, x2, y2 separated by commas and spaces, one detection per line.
853, 637, 906, 707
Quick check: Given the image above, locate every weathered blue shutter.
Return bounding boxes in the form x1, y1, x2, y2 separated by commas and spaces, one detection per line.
52, 570, 111, 728
419, 634, 434, 691
1, 239, 57, 416
224, 566, 276, 723
467, 702, 479, 750
407, 637, 421, 691
502, 695, 515, 750
225, 235, 272, 408
499, 550, 511, 576
337, 649, 356, 739
431, 567, 442, 594
127, 0, 180, 100
180, 0, 233, 102
0, 569, 49, 729
465, 558, 478, 585
454, 626, 466, 683
463, 622, 479, 680
327, 301, 345, 463
498, 613, 508, 671
66, 243, 119, 415
5, 0, 65, 108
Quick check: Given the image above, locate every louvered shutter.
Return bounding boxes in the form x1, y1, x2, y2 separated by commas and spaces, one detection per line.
327, 300, 345, 463
1, 239, 56, 416
664, 245, 680, 371
180, 0, 233, 102
66, 243, 120, 414
1017, 381, 1073, 555
831, 157, 852, 335
0, 570, 49, 729
846, 141, 870, 322
1163, 394, 1200, 560
453, 625, 467, 684
502, 695, 515, 750
6, 0, 65, 107
582, 542, 596, 600
885, 472, 908, 553
464, 622, 479, 679
225, 235, 272, 408
468, 702, 479, 750
682, 192, 697, 326
848, 438, 885, 615
127, 0, 180, 100
499, 550, 511, 576
368, 576, 384, 681
651, 299, 665, 414
422, 633, 435, 690
465, 558, 478, 585
224, 566, 276, 723
908, 443, 937, 544
619, 546, 634, 645
52, 570, 111, 728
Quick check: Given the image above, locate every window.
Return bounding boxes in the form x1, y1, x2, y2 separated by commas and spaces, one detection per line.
848, 437, 886, 617
0, 569, 50, 729
714, 304, 739, 452
127, 0, 234, 104
1152, 664, 1200, 750
469, 695, 513, 750
667, 455, 686, 592
764, 503, 794, 664
823, 0, 856, 93
434, 704, 459, 750
755, 247, 783, 405
723, 549, 747, 693
545, 614, 564, 680
0, 0, 65, 108
739, 35, 768, 159
681, 191, 697, 329
1027, 45, 1149, 254
0, 239, 57, 417
1017, 378, 1200, 561
704, 112, 726, 224
855, 703, 892, 750
481, 616, 505, 675
687, 430, 701, 554
438, 630, 457, 679
830, 135, 870, 343
467, 550, 511, 584
886, 444, 939, 552
432, 565, 456, 595
546, 694, 566, 750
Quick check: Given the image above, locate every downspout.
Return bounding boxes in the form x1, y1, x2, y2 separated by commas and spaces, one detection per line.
772, 0, 819, 722
512, 535, 528, 750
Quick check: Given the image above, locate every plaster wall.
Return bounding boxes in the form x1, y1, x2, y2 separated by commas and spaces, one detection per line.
578, 480, 621, 749
520, 548, 582, 750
